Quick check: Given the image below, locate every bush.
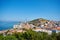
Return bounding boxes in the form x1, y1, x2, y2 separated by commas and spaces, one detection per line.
0, 30, 60, 40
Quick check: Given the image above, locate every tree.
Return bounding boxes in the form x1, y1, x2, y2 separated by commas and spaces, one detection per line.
0, 34, 4, 40
56, 32, 60, 40
4, 35, 18, 40
51, 32, 57, 40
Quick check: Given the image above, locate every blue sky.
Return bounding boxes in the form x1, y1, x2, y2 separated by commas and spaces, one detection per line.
0, 0, 60, 21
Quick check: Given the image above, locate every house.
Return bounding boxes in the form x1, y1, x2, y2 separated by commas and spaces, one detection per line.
13, 23, 24, 29
56, 27, 60, 30
33, 27, 52, 35
13, 23, 34, 30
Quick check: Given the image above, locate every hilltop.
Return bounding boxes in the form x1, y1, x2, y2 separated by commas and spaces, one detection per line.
29, 18, 49, 26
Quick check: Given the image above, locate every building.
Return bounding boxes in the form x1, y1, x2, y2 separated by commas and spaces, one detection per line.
33, 28, 52, 35
13, 23, 35, 30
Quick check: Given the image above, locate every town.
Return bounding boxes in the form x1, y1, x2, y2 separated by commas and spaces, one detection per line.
0, 18, 60, 35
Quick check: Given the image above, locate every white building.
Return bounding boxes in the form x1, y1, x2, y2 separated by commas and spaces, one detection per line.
13, 23, 24, 29
33, 28, 52, 35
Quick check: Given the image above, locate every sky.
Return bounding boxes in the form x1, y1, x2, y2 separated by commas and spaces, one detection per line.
0, 0, 60, 21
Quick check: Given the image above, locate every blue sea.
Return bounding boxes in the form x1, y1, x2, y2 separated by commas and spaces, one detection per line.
0, 21, 20, 31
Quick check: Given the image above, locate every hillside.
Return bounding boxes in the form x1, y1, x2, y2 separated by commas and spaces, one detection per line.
29, 18, 49, 26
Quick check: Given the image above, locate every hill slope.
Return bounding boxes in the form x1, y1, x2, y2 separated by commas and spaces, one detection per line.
29, 18, 49, 26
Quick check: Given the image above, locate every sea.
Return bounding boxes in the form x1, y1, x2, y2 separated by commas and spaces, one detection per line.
0, 21, 20, 31
0, 21, 60, 33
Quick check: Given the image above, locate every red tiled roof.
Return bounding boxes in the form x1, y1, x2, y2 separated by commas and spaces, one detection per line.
56, 27, 60, 30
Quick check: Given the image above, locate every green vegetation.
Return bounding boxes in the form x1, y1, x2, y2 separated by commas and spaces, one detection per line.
29, 18, 49, 26
0, 30, 60, 40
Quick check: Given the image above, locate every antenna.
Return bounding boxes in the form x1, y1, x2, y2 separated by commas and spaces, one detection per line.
25, 17, 29, 23
25, 18, 27, 23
